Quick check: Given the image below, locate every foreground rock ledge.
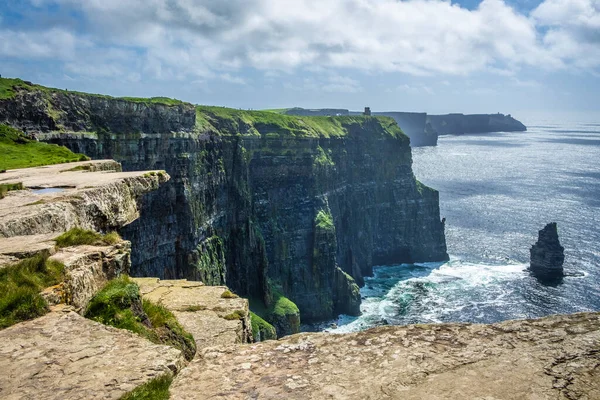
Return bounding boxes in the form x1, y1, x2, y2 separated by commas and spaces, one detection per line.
170, 312, 600, 400
0, 310, 185, 400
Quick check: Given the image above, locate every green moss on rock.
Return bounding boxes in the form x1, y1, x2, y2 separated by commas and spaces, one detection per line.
250, 311, 277, 342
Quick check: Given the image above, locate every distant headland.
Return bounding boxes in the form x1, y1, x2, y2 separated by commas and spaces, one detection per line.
277, 108, 527, 147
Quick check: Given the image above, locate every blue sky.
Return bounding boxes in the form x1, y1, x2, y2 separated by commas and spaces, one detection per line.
1, 0, 599, 115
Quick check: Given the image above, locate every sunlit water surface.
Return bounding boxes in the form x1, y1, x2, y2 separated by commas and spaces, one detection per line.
314, 113, 600, 333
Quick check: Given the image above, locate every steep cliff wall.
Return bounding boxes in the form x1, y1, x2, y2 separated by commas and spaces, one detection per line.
374, 112, 438, 146
427, 113, 527, 135
0, 79, 448, 325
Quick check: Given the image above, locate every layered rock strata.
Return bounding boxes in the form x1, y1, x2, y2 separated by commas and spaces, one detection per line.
1, 83, 448, 324
530, 222, 565, 284
170, 312, 600, 400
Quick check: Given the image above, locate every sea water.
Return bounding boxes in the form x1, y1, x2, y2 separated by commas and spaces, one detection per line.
324, 112, 600, 333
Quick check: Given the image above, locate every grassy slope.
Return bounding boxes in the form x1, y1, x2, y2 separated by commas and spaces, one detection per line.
196, 105, 406, 140
2, 77, 405, 141
0, 124, 89, 170
0, 77, 190, 106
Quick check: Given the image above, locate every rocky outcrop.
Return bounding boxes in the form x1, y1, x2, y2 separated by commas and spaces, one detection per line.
0, 160, 169, 238
133, 278, 252, 350
530, 222, 565, 284
0, 160, 169, 312
169, 312, 600, 400
0, 82, 449, 324
427, 113, 527, 135
45, 243, 131, 312
0, 310, 185, 400
373, 112, 438, 146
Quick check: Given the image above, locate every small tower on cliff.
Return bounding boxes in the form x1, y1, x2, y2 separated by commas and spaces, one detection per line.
363, 107, 371, 116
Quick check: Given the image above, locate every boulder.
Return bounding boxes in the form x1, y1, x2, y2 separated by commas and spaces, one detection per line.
529, 222, 565, 284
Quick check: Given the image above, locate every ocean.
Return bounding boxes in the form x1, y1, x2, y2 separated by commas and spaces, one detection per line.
323, 112, 600, 333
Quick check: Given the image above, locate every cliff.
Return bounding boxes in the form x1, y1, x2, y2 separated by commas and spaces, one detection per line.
373, 112, 438, 146
0, 78, 448, 329
427, 113, 527, 135
284, 108, 439, 146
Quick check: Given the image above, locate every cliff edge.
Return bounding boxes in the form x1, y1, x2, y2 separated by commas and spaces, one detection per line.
0, 77, 448, 330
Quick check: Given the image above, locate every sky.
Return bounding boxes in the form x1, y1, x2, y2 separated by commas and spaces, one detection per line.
0, 0, 599, 115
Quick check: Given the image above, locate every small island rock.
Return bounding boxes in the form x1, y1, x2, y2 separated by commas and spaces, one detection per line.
529, 222, 565, 284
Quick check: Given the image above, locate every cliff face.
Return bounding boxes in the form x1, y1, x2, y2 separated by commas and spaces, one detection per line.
427, 113, 527, 135
0, 83, 448, 324
374, 112, 438, 146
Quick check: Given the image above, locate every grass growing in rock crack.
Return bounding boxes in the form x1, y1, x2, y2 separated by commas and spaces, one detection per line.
0, 253, 65, 329
54, 228, 121, 248
85, 276, 196, 361
119, 374, 173, 400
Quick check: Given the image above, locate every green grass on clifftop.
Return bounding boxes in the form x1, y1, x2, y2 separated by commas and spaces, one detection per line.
0, 124, 89, 170
0, 253, 65, 329
54, 228, 121, 248
85, 276, 196, 361
0, 77, 191, 107
195, 105, 406, 140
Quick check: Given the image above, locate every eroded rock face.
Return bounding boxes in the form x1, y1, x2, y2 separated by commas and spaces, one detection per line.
0, 160, 169, 238
46, 243, 131, 312
169, 312, 600, 400
530, 222, 565, 284
1, 87, 448, 323
0, 310, 185, 400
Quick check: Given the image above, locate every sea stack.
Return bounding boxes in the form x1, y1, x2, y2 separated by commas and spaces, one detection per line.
529, 222, 565, 284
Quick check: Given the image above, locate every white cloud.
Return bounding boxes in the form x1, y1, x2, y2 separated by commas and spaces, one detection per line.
2, 0, 599, 83
532, 0, 600, 69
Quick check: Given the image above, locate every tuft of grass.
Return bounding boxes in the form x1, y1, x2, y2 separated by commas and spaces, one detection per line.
182, 305, 206, 312
0, 182, 23, 199
250, 311, 277, 342
0, 124, 90, 170
221, 290, 239, 299
85, 276, 196, 361
315, 209, 335, 231
0, 253, 65, 329
54, 228, 121, 248
119, 374, 173, 400
223, 310, 246, 320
